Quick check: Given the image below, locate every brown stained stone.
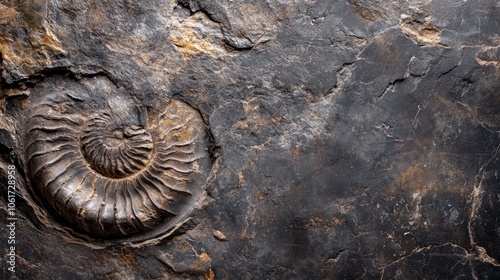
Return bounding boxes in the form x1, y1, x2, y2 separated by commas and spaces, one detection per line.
0, 0, 499, 279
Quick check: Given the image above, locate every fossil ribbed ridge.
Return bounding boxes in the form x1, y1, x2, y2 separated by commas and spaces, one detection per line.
25, 91, 211, 239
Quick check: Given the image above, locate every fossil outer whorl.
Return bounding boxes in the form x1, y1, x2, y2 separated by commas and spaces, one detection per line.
25, 89, 212, 240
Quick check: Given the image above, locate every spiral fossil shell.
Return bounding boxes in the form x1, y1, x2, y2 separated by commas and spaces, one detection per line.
25, 86, 212, 240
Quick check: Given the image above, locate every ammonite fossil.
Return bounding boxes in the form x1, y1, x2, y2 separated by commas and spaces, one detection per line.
24, 80, 212, 240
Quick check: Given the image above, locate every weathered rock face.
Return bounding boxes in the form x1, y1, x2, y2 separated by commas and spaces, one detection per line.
1, 0, 499, 279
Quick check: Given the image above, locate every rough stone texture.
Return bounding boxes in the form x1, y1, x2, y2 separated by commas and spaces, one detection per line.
0, 0, 499, 279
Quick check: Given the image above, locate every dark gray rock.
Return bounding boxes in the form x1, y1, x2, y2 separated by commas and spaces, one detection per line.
0, 128, 13, 153
0, 0, 499, 279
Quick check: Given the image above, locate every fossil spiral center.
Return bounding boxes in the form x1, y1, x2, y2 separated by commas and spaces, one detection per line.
104, 129, 125, 147
80, 114, 154, 179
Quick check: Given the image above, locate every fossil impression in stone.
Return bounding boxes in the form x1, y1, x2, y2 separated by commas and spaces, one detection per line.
25, 90, 211, 239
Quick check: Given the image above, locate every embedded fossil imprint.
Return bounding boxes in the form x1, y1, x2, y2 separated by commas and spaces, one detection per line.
24, 84, 212, 240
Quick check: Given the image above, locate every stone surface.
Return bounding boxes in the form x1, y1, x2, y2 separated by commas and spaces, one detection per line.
0, 0, 499, 279
0, 128, 13, 153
